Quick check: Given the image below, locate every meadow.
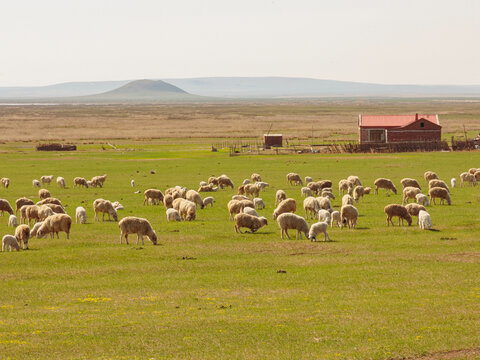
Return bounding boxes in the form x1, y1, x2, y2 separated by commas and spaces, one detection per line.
0, 141, 479, 359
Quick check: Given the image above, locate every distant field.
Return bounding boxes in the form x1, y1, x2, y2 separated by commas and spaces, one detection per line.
0, 143, 480, 359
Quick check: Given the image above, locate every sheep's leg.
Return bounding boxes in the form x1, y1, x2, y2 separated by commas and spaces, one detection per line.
120, 233, 123, 244
125, 234, 129, 245
280, 229, 284, 239
56, 232, 59, 239
284, 229, 291, 240
66, 231, 69, 240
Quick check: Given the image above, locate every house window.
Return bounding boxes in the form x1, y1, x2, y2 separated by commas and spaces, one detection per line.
420, 122, 424, 127
368, 129, 385, 142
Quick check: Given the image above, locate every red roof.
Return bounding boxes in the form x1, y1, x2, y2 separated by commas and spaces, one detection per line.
359, 114, 438, 128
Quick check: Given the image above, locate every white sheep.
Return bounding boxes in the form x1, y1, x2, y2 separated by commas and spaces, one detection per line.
450, 178, 456, 188
276, 213, 309, 240
256, 182, 269, 191
1, 177, 10, 188
317, 209, 331, 223
301, 187, 313, 198
93, 199, 118, 221
119, 216, 157, 245
234, 213, 268, 233
56, 176, 66, 188
303, 197, 320, 219
179, 200, 197, 221
74, 177, 89, 188
286, 173, 303, 186
251, 173, 262, 182
203, 196, 214, 207
415, 193, 430, 206
40, 175, 54, 187
76, 206, 87, 224
374, 178, 397, 195
242, 206, 259, 217
305, 176, 313, 184
308, 221, 331, 242
2, 235, 20, 252
131, 179, 135, 187
347, 175, 362, 186
330, 211, 341, 228
418, 210, 432, 230
273, 198, 297, 220
15, 224, 30, 249
8, 214, 18, 228
29, 222, 43, 238
316, 196, 332, 211
342, 194, 354, 206
253, 198, 265, 210
37, 214, 72, 239
275, 190, 287, 205
186, 190, 204, 209
353, 186, 364, 203
32, 179, 41, 188
166, 208, 181, 222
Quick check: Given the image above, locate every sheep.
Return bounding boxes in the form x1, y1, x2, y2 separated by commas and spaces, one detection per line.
318, 209, 331, 223
217, 175, 234, 189
374, 178, 397, 195
2, 235, 20, 252
73, 177, 89, 188
429, 187, 451, 205
232, 195, 250, 201
38, 189, 51, 200
384, 204, 412, 226
400, 178, 421, 190
32, 179, 40, 188
38, 205, 55, 221
40, 175, 54, 187
307, 182, 321, 195
273, 198, 297, 220
305, 176, 313, 184
474, 171, 480, 181
76, 206, 87, 224
234, 213, 268, 233
93, 199, 118, 221
56, 176, 66, 188
459, 172, 477, 187
19, 205, 29, 224
416, 193, 430, 206
131, 179, 135, 187
8, 214, 17, 227
451, 178, 457, 188
364, 187, 372, 195
253, 197, 265, 209
240, 199, 255, 209
243, 206, 259, 217
303, 197, 320, 219
166, 208, 181, 222
340, 205, 358, 229
469, 168, 478, 174
338, 179, 354, 196
163, 194, 174, 209
402, 186, 422, 205
1, 177, 10, 188
428, 179, 450, 192
275, 190, 287, 205
308, 221, 330, 242
112, 201, 124, 211
179, 200, 197, 221
321, 189, 335, 200
316, 196, 333, 211
119, 216, 157, 245
418, 210, 432, 230
91, 174, 107, 188
228, 200, 245, 220
199, 181, 208, 187
29, 221, 43, 238
330, 211, 341, 228
198, 184, 217, 192
424, 171, 438, 182
25, 205, 41, 225
244, 183, 260, 199
143, 189, 164, 205
14, 198, 33, 216
318, 180, 333, 190
342, 194, 354, 206
37, 214, 72, 239
276, 213, 309, 240
87, 180, 93, 187
251, 173, 262, 182
353, 186, 365, 203
347, 175, 362, 186
36, 197, 63, 208
15, 224, 30, 249
172, 197, 186, 211
286, 173, 303, 186
405, 203, 426, 224
242, 179, 251, 185
256, 182, 269, 191
203, 196, 214, 207
0, 199, 14, 216
207, 176, 219, 186
237, 186, 246, 195
186, 190, 204, 209
166, 186, 186, 199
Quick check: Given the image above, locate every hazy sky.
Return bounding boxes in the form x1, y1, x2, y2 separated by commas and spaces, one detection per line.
1, 0, 479, 86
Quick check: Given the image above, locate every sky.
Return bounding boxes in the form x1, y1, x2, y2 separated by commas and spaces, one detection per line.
0, 0, 479, 86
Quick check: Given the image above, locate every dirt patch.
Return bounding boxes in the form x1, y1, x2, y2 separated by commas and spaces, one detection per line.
433, 252, 480, 263
392, 347, 480, 359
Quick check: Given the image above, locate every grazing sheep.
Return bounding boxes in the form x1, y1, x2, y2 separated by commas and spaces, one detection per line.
273, 198, 297, 220
353, 186, 365, 203
199, 181, 207, 187
243, 206, 259, 217
256, 182, 269, 191
232, 195, 249, 201
37, 214, 72, 239
208, 176, 219, 186
25, 205, 41, 225
384, 204, 412, 226
32, 179, 41, 188
56, 176, 66, 188
143, 189, 165, 205
316, 196, 332, 211
186, 190, 204, 209
339, 179, 354, 196
276, 213, 309, 240
234, 213, 268, 233
428, 179, 450, 192
402, 186, 422, 205
318, 180, 333, 190
19, 205, 29, 224
374, 178, 397, 195
451, 178, 456, 188
347, 176, 362, 186
304, 176, 313, 184
321, 189, 335, 200
87, 180, 93, 187
203, 196, 214, 207
303, 197, 320, 219
38, 205, 55, 221
429, 187, 451, 205
251, 173, 262, 182
240, 199, 254, 209
2, 235, 20, 252
364, 187, 372, 195
76, 206, 87, 224
418, 210, 432, 230
40, 175, 54, 187
91, 174, 107, 188
172, 197, 186, 211
242, 179, 251, 185
0, 199, 14, 216
330, 211, 341, 228
93, 199, 118, 221
131, 179, 135, 187
198, 184, 218, 192
217, 175, 234, 189
29, 222, 43, 238
228, 200, 245, 220
244, 183, 260, 199
275, 190, 287, 205
119, 216, 157, 245
253, 197, 265, 210
301, 187, 313, 197
416, 193, 430, 207
73, 177, 89, 188
36, 197, 63, 208
15, 224, 30, 249
307, 182, 321, 196
286, 173, 303, 186
166, 208, 181, 222
424, 171, 438, 182
45, 203, 65, 214
342, 194, 354, 206
38, 189, 51, 200
179, 200, 197, 221
317, 209, 331, 223
340, 205, 358, 229
308, 221, 330, 242
469, 168, 478, 174
15, 197, 34, 214
474, 171, 480, 181
400, 178, 421, 189
1, 177, 10, 188
405, 203, 426, 224
163, 194, 174, 209
8, 214, 17, 227
459, 172, 477, 187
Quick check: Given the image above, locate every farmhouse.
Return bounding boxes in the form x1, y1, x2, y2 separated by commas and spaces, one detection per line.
358, 114, 441, 144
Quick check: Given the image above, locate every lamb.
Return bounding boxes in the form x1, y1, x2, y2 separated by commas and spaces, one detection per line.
347, 175, 362, 186
36, 197, 63, 208
179, 200, 196, 221
0, 199, 14, 216
316, 196, 332, 211
253, 197, 265, 209
400, 178, 421, 189
244, 183, 260, 199
338, 179, 354, 196
38, 205, 55, 221
308, 221, 331, 242
186, 190, 204, 209
451, 178, 456, 188
242, 179, 251, 185
418, 210, 432, 230
203, 196, 214, 207
198, 184, 217, 192
91, 174, 107, 188
163, 194, 174, 209
459, 172, 476, 187
143, 189, 165, 205
2, 235, 20, 252
1, 177, 10, 188
286, 173, 303, 186
275, 190, 287, 205
428, 179, 450, 192
353, 186, 365, 203
166, 208, 181, 222
56, 176, 66, 188
330, 211, 341, 228
305, 176, 313, 184
76, 206, 87, 224
228, 200, 246, 220
273, 198, 297, 220
15, 224, 30, 249
93, 199, 118, 221
37, 214, 72, 239
340, 205, 358, 229
424, 171, 438, 182
402, 186, 422, 205
405, 203, 426, 224
317, 209, 331, 223
384, 204, 412, 226
38, 189, 51, 200
216, 175, 234, 189
8, 214, 17, 227
416, 193, 430, 206
251, 173, 262, 182
40, 175, 54, 187
276, 213, 309, 240
29, 221, 43, 238
32, 179, 41, 188
374, 178, 397, 195
131, 179, 135, 187
303, 197, 320, 219
118, 216, 157, 245
208, 176, 219, 186
429, 187, 451, 205
73, 177, 89, 188
234, 213, 268, 233
364, 187, 372, 195
232, 195, 250, 201
243, 206, 259, 217
342, 194, 354, 206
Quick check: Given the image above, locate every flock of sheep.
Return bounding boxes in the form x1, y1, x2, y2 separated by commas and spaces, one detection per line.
0, 166, 477, 251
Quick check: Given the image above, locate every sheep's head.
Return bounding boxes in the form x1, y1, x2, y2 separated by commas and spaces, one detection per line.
149, 231, 157, 245
272, 212, 277, 220
111, 211, 118, 222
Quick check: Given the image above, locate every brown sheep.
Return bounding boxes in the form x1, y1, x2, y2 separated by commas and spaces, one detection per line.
384, 204, 412, 226
402, 186, 422, 205
429, 187, 451, 205
119, 216, 157, 245
93, 199, 118, 221
38, 189, 51, 200
374, 178, 397, 195
73, 177, 89, 188
424, 171, 438, 182
400, 178, 421, 190
15, 224, 30, 249
0, 199, 14, 216
234, 213, 268, 233
36, 197, 63, 208
405, 203, 426, 224
15, 197, 34, 214
143, 189, 165, 205
273, 198, 297, 220
286, 173, 303, 186
37, 214, 72, 239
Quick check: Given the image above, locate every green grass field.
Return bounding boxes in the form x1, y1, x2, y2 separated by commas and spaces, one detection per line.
1, 143, 480, 359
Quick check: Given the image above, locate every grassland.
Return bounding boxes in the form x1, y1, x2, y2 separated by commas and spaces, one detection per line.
0, 141, 480, 359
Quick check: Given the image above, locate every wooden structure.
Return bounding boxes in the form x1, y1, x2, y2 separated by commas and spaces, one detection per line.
263, 134, 282, 148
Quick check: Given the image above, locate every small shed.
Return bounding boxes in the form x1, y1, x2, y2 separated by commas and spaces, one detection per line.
358, 114, 441, 144
264, 134, 283, 148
